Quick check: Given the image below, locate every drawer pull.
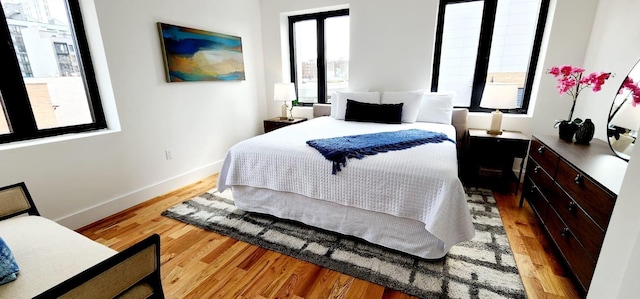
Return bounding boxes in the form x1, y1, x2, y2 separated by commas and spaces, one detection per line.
533, 166, 540, 174
537, 146, 545, 154
568, 201, 577, 212
561, 227, 571, 237
529, 185, 537, 194
574, 174, 583, 185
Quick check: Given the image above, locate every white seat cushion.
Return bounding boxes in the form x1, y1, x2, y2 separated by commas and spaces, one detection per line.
0, 216, 116, 299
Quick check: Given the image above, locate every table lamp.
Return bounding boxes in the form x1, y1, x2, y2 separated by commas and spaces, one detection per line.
274, 83, 296, 120
610, 100, 640, 152
480, 83, 519, 135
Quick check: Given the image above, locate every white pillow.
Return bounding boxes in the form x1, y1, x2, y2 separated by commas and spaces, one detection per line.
381, 90, 424, 123
334, 91, 381, 120
416, 92, 456, 124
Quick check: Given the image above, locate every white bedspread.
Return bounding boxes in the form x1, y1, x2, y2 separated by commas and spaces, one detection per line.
218, 117, 474, 251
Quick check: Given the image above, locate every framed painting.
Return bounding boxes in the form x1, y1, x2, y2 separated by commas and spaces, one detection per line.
157, 22, 245, 82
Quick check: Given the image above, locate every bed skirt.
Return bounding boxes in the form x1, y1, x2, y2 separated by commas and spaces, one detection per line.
231, 185, 450, 259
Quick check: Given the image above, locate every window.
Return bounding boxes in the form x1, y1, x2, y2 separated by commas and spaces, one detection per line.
0, 0, 106, 144
431, 0, 550, 113
289, 9, 349, 104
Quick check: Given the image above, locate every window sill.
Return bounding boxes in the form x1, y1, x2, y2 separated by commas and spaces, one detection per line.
468, 111, 533, 119
0, 128, 120, 152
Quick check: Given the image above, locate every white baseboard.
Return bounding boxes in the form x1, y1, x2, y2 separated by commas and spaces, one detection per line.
57, 160, 223, 230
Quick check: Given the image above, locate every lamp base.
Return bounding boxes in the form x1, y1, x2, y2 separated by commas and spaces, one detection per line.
281, 102, 288, 120
487, 110, 504, 135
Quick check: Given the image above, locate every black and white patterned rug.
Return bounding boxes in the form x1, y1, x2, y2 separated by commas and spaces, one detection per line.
161, 188, 525, 299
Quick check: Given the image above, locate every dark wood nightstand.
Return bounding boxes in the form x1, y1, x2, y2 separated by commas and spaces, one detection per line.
263, 117, 308, 133
465, 128, 530, 193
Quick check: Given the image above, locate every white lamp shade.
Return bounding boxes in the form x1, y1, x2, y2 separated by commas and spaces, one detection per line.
611, 100, 640, 131
274, 83, 296, 102
480, 83, 519, 109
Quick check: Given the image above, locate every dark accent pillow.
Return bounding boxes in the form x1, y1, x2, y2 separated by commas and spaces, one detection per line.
345, 99, 403, 124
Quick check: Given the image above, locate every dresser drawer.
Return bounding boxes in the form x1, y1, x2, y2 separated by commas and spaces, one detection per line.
529, 139, 559, 177
555, 159, 616, 230
549, 184, 604, 260
545, 207, 596, 291
526, 157, 554, 195
523, 178, 549, 221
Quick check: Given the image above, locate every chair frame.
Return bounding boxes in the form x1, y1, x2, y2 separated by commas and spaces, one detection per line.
33, 233, 164, 298
0, 182, 40, 221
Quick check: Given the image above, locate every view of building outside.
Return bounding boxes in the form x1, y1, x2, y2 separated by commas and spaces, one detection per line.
1, 0, 93, 134
294, 19, 317, 103
438, 0, 542, 108
294, 15, 349, 103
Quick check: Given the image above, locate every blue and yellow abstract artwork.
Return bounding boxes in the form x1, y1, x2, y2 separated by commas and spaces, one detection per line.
157, 22, 245, 82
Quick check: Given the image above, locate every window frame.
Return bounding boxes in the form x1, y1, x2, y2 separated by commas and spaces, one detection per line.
0, 0, 106, 144
288, 8, 349, 105
431, 0, 551, 114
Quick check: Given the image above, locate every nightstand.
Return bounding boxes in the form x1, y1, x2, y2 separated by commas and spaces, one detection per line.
465, 128, 530, 194
263, 117, 308, 133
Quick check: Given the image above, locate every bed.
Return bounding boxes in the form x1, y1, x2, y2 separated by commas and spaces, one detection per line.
217, 91, 475, 259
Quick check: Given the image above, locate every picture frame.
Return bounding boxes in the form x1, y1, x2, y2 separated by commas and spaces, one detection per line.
157, 22, 245, 82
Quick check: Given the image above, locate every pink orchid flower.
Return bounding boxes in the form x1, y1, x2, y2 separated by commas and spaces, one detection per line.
547, 65, 612, 121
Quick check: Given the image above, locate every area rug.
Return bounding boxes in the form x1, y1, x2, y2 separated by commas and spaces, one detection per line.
161, 188, 525, 299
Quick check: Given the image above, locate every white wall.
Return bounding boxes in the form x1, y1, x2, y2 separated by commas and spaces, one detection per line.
590, 143, 640, 299
581, 0, 640, 297
0, 0, 266, 229
262, 0, 598, 139
259, 0, 348, 118
347, 0, 438, 91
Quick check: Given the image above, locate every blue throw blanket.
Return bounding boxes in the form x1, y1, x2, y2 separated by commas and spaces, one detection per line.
0, 237, 19, 285
306, 129, 454, 174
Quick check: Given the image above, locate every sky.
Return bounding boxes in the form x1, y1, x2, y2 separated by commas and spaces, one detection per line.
295, 15, 349, 61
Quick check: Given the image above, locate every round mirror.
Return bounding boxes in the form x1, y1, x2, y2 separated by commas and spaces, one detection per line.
607, 59, 640, 161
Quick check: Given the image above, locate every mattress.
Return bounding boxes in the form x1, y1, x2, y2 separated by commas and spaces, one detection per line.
218, 117, 475, 258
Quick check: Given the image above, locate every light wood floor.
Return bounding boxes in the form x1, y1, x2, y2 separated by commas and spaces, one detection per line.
77, 174, 581, 298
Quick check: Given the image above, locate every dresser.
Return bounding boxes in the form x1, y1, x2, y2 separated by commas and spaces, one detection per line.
521, 135, 627, 295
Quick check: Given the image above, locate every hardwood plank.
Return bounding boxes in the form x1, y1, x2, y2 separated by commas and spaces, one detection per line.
327, 274, 355, 299
76, 175, 581, 298
382, 288, 414, 299
297, 267, 341, 299
259, 257, 303, 298
239, 253, 292, 297
493, 191, 581, 298
289, 261, 325, 296
344, 278, 384, 298
220, 250, 283, 297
